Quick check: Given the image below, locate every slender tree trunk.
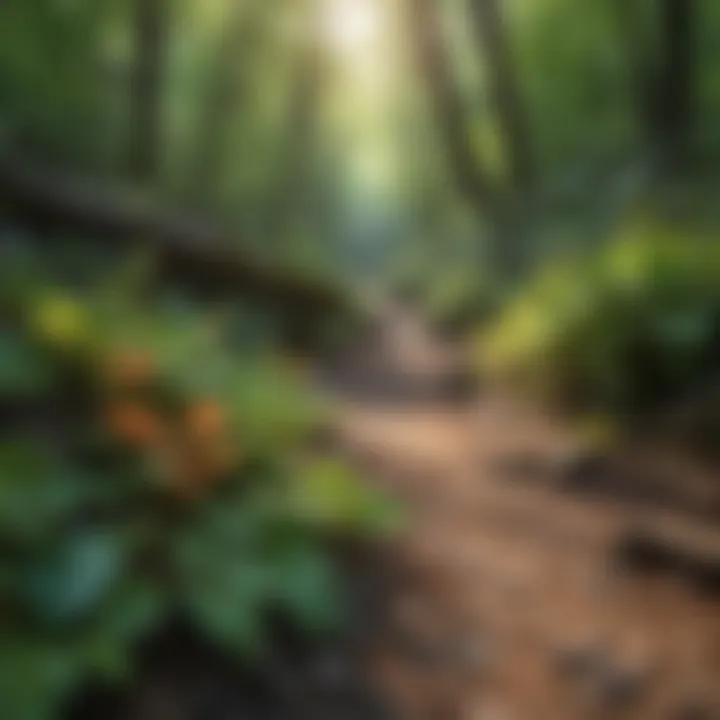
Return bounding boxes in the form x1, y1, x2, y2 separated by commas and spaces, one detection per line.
190, 1, 256, 197
609, 0, 656, 145
128, 0, 167, 183
653, 0, 696, 169
468, 0, 533, 192
408, 0, 497, 209
0, 150, 348, 319
265, 4, 324, 241
407, 0, 531, 278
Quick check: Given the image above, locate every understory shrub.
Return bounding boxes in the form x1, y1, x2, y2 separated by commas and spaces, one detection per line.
479, 220, 720, 416
0, 257, 398, 720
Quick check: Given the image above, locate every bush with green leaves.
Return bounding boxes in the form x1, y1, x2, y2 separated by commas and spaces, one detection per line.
0, 274, 397, 720
479, 220, 720, 415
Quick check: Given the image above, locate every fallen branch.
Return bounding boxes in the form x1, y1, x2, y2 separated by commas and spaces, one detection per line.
0, 152, 348, 319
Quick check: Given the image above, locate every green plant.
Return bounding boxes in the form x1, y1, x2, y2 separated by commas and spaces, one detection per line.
0, 276, 398, 720
479, 219, 720, 415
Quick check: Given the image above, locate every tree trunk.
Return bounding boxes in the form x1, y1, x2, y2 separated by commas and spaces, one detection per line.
0, 150, 348, 320
128, 0, 167, 183
653, 0, 695, 169
408, 0, 497, 210
190, 1, 257, 196
609, 0, 656, 145
265, 4, 324, 241
468, 0, 533, 192
407, 0, 532, 278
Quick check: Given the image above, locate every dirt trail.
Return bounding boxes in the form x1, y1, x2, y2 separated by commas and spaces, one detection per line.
329, 306, 720, 720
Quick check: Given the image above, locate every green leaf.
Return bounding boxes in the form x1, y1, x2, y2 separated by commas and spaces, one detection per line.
0, 331, 54, 397
288, 459, 400, 536
174, 510, 272, 654
0, 635, 81, 720
77, 579, 166, 682
270, 541, 343, 634
184, 572, 268, 655
22, 530, 129, 627
653, 309, 713, 354
0, 445, 91, 541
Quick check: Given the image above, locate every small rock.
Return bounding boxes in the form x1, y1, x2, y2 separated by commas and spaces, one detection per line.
615, 531, 681, 574
615, 530, 720, 598
688, 557, 720, 598
554, 643, 606, 680
673, 705, 719, 720
489, 452, 549, 484
453, 637, 494, 674
595, 663, 646, 709
672, 689, 720, 720
555, 451, 613, 494
389, 624, 449, 669
313, 652, 352, 688
442, 369, 480, 402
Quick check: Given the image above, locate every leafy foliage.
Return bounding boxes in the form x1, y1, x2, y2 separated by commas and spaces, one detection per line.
480, 220, 720, 414
0, 259, 397, 720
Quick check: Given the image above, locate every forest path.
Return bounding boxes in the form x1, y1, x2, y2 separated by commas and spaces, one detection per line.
327, 305, 720, 720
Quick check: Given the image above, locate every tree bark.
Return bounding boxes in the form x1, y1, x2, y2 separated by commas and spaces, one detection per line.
609, 0, 655, 142
408, 0, 498, 209
190, 1, 257, 196
407, 0, 533, 278
129, 0, 168, 182
0, 151, 347, 319
653, 0, 696, 168
468, 0, 533, 191
265, 10, 324, 240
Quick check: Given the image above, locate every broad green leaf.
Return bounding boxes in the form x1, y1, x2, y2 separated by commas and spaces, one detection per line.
0, 445, 91, 541
0, 331, 54, 397
269, 540, 343, 634
22, 530, 129, 627
0, 636, 81, 720
77, 579, 166, 682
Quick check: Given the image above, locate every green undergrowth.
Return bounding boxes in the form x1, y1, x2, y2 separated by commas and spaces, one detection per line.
0, 250, 399, 720
480, 219, 720, 425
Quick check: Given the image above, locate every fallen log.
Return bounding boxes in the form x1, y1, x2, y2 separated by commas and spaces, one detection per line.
0, 151, 349, 321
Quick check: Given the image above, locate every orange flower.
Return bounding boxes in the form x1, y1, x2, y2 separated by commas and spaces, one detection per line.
185, 401, 226, 441
105, 401, 167, 448
104, 350, 156, 388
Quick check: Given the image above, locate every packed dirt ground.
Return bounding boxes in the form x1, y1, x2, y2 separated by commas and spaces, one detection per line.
329, 305, 720, 720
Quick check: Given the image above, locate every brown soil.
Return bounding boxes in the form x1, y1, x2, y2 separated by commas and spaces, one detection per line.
329, 306, 720, 720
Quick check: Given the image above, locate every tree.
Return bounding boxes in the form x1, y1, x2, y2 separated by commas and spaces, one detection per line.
189, 1, 259, 197
129, 0, 168, 182
652, 0, 696, 168
406, 0, 531, 276
0, 149, 348, 322
407, 0, 497, 211
468, 0, 534, 192
261, 0, 329, 250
